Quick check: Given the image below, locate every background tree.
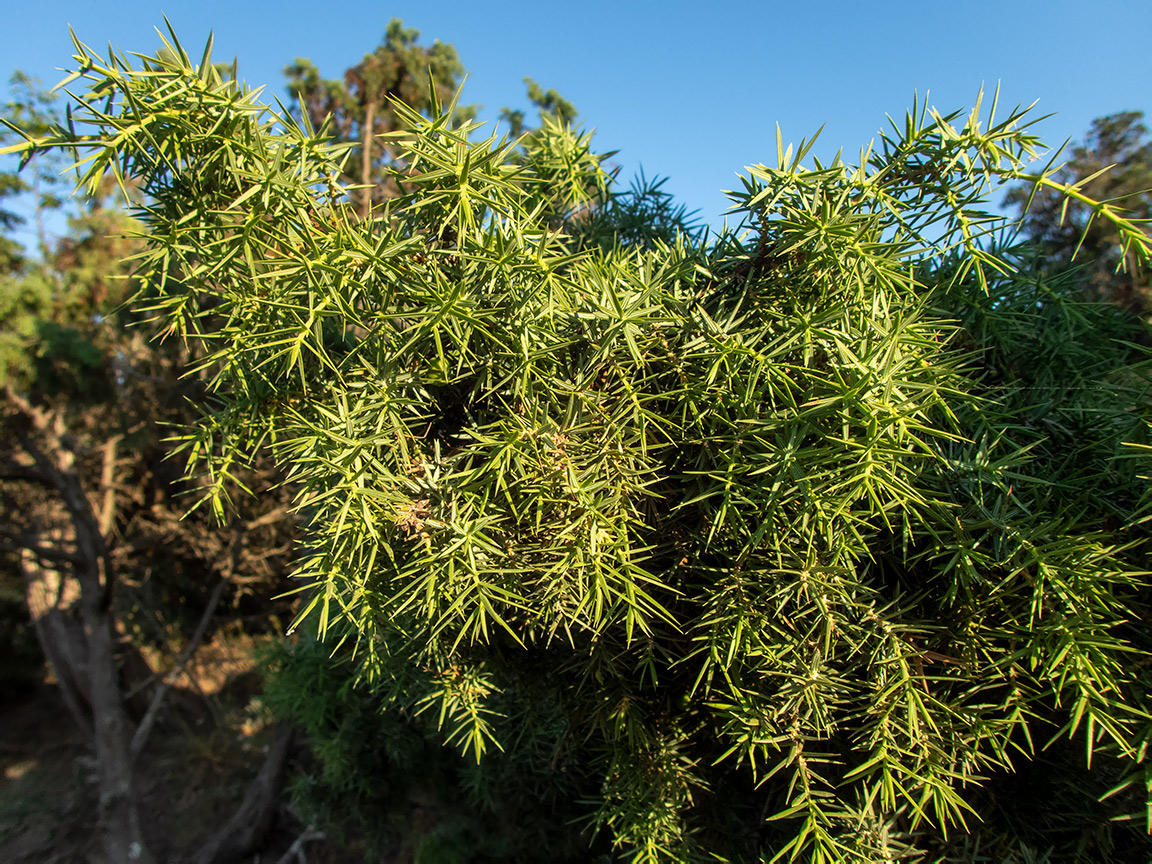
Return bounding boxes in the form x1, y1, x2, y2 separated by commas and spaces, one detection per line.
498, 76, 578, 137
285, 18, 470, 217
0, 67, 303, 864
1004, 110, 1152, 310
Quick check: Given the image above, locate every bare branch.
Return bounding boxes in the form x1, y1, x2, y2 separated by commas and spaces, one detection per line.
130, 575, 229, 758
273, 826, 325, 864
98, 434, 122, 537
188, 724, 293, 864
0, 535, 83, 567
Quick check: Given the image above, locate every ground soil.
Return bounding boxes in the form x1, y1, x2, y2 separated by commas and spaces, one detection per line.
0, 649, 365, 864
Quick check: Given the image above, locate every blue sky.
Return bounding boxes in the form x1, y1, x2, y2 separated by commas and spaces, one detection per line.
3, 0, 1150, 237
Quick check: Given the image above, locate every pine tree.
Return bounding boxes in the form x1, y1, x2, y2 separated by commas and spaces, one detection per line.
284, 18, 471, 217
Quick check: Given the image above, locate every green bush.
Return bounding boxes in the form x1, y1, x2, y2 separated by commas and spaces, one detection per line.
263, 637, 608, 860
9, 30, 1152, 861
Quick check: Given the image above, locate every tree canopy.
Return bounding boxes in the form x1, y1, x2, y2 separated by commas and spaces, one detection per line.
5, 27, 1152, 863
285, 18, 470, 217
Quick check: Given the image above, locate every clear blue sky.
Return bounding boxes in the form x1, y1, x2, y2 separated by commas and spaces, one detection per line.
3, 0, 1150, 235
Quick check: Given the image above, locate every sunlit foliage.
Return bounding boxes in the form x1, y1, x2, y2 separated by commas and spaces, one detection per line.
7, 26, 1152, 861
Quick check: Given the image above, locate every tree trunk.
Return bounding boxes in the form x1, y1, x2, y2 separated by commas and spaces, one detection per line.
360, 100, 376, 219
83, 591, 154, 864
21, 551, 93, 737
4, 390, 156, 864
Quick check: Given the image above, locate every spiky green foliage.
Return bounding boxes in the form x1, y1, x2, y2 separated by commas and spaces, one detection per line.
8, 28, 1152, 861
1004, 111, 1152, 310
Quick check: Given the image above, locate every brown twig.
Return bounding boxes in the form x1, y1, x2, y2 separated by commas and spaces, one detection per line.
188, 724, 294, 864
130, 575, 229, 759
273, 826, 325, 864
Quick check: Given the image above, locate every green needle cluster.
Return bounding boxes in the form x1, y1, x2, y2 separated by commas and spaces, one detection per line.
7, 25, 1151, 861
